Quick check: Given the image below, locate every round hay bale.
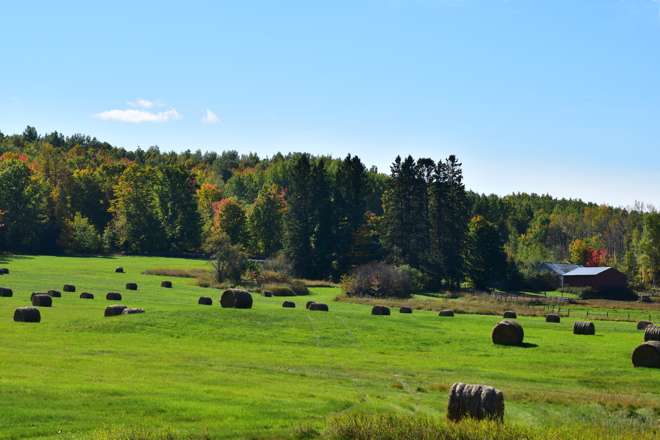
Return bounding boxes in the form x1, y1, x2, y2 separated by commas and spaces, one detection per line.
47, 290, 61, 298
573, 321, 595, 335
106, 292, 122, 301
115, 267, 124, 273
0, 268, 9, 274
399, 307, 413, 314
125, 283, 138, 291
637, 321, 653, 331
447, 382, 504, 422
31, 294, 52, 307
282, 301, 296, 308
161, 280, 172, 288
545, 313, 560, 323
122, 307, 145, 315
439, 309, 455, 317
198, 296, 212, 306
503, 310, 517, 319
104, 305, 127, 317
644, 325, 660, 342
13, 307, 41, 323
0, 287, 13, 297
263, 291, 273, 297
632, 341, 660, 369
63, 284, 75, 292
305, 301, 316, 309
220, 289, 253, 309
371, 305, 391, 316
80, 292, 94, 299
491, 320, 524, 346
309, 303, 329, 312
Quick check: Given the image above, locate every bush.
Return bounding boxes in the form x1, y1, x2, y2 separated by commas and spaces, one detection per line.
262, 281, 309, 296
256, 270, 292, 285
341, 262, 412, 298
397, 265, 429, 292
60, 213, 101, 254
212, 234, 247, 284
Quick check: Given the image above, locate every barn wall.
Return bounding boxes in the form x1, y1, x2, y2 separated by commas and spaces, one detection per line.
563, 269, 627, 290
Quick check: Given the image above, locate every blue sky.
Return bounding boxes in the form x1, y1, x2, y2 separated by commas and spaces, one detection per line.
1, 0, 660, 207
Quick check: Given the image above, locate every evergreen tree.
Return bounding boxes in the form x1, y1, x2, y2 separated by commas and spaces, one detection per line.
334, 154, 368, 274
310, 158, 334, 279
284, 154, 314, 278
466, 215, 507, 290
382, 155, 429, 269
429, 155, 469, 288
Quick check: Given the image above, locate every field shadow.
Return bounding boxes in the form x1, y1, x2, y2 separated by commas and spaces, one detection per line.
520, 342, 539, 348
0, 254, 35, 264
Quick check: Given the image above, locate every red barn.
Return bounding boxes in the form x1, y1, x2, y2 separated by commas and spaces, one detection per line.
562, 267, 627, 290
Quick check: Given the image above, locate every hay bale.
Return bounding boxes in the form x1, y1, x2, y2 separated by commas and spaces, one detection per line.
161, 280, 172, 288
447, 382, 504, 422
492, 320, 524, 346
220, 289, 253, 309
282, 301, 296, 308
439, 309, 455, 317
545, 313, 560, 323
503, 310, 517, 319
573, 321, 596, 335
31, 294, 52, 307
13, 307, 41, 323
309, 303, 329, 312
0, 287, 13, 297
63, 284, 75, 292
644, 325, 660, 342
106, 292, 122, 301
122, 307, 145, 315
115, 267, 124, 273
80, 292, 94, 299
637, 321, 653, 331
263, 291, 273, 297
399, 307, 413, 314
198, 296, 212, 306
371, 305, 391, 316
632, 341, 660, 369
47, 290, 61, 298
104, 305, 127, 317
0, 268, 9, 274
305, 301, 316, 309
125, 283, 138, 290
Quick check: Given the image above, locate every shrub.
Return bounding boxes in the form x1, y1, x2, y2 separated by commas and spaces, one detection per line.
212, 234, 247, 284
397, 264, 429, 292
341, 262, 412, 298
60, 213, 101, 254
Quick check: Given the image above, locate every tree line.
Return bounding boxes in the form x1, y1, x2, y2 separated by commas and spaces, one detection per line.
1, 126, 659, 290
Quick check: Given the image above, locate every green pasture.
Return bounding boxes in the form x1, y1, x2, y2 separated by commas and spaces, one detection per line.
0, 255, 658, 439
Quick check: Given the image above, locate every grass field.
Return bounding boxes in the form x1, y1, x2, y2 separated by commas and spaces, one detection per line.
0, 255, 658, 439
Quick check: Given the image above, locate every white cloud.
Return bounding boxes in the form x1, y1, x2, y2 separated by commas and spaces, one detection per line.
128, 98, 156, 109
202, 109, 220, 124
94, 108, 181, 123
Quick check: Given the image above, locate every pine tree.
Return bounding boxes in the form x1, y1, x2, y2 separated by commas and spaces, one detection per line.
310, 158, 334, 279
284, 154, 314, 278
466, 215, 506, 290
333, 154, 368, 274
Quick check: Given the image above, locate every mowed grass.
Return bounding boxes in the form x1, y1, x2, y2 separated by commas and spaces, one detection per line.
0, 255, 658, 439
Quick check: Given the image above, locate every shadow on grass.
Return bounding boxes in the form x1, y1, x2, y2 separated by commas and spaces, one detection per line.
520, 342, 539, 348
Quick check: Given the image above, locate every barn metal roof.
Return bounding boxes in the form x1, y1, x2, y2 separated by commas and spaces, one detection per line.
539, 262, 580, 275
563, 267, 612, 277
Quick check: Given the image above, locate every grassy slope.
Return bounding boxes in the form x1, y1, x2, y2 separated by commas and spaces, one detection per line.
0, 255, 658, 439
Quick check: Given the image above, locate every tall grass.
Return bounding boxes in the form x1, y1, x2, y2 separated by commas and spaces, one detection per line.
323, 413, 659, 440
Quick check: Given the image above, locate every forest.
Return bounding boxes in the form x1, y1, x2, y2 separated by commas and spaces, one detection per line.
1, 126, 659, 291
